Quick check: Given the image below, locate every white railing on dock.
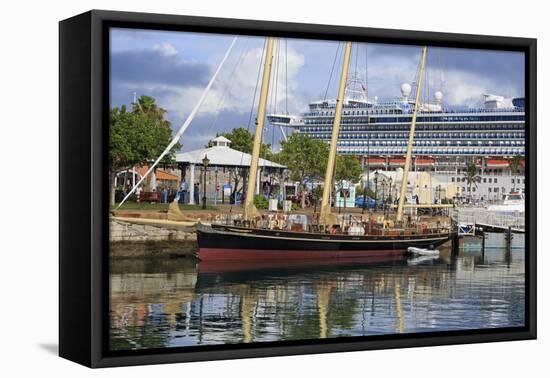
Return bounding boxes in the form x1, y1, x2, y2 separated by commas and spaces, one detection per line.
450, 208, 525, 231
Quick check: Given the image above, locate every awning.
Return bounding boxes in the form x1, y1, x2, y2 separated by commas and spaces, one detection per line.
415, 158, 435, 166
367, 158, 386, 165
389, 158, 406, 166
138, 166, 179, 181
486, 159, 509, 167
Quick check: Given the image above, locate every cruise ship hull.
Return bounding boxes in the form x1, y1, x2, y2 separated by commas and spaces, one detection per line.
197, 224, 453, 260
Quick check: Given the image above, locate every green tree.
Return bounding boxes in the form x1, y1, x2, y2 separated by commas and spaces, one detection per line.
462, 163, 481, 203
109, 96, 179, 205
335, 155, 363, 182
278, 134, 329, 183
508, 155, 523, 191
277, 134, 329, 207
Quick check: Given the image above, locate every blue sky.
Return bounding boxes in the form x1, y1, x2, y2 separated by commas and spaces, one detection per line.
110, 28, 525, 151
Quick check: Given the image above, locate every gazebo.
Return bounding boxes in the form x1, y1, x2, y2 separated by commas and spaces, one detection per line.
175, 136, 286, 204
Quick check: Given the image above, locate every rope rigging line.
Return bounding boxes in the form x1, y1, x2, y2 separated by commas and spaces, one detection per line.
324, 42, 342, 101
437, 47, 444, 95
270, 41, 279, 151
411, 49, 423, 109
246, 39, 266, 133
364, 42, 370, 191
272, 38, 280, 115
234, 37, 269, 206
365, 43, 369, 100
426, 50, 430, 106
332, 43, 353, 190
285, 38, 289, 115
264, 39, 278, 152
205, 38, 251, 141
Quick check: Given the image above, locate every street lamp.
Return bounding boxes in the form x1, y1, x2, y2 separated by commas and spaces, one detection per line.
202, 154, 210, 209
362, 174, 368, 214
381, 179, 387, 215
374, 171, 379, 209
388, 177, 393, 204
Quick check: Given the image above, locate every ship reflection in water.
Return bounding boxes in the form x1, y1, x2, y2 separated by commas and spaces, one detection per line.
110, 238, 525, 351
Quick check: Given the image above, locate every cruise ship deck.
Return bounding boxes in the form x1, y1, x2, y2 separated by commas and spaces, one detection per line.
268, 85, 526, 200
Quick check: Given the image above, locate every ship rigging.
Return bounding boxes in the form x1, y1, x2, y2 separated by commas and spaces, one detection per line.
195, 38, 455, 260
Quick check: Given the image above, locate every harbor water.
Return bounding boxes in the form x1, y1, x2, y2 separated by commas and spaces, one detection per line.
110, 234, 525, 351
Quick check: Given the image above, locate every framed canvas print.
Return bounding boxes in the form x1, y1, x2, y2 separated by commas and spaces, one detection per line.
59, 10, 536, 368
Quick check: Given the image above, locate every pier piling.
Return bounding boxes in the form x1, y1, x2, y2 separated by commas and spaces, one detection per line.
451, 232, 460, 257
505, 226, 513, 254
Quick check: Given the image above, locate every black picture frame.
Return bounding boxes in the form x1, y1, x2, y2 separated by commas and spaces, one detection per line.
59, 9, 537, 368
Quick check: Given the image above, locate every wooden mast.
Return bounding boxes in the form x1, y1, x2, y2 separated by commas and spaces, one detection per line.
396, 46, 428, 223
243, 37, 275, 221
319, 42, 353, 226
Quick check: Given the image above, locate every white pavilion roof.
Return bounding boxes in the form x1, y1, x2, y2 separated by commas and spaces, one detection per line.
211, 135, 231, 144
175, 140, 285, 169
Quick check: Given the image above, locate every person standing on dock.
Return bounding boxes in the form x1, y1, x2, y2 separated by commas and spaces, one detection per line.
136, 185, 142, 204
194, 182, 199, 205
179, 180, 188, 204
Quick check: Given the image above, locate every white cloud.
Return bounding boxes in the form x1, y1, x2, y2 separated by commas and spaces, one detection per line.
441, 69, 518, 107
357, 53, 520, 108
152, 42, 178, 56
158, 44, 306, 121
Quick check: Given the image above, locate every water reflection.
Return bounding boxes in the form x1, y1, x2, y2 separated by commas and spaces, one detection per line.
110, 241, 525, 351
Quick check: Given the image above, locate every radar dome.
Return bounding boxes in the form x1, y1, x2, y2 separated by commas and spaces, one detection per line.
434, 91, 443, 102
400, 83, 412, 98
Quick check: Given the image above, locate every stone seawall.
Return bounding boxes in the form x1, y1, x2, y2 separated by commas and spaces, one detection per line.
110, 219, 197, 258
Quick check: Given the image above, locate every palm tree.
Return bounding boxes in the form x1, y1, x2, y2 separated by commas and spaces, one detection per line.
133, 95, 169, 127
508, 155, 523, 191
463, 163, 481, 203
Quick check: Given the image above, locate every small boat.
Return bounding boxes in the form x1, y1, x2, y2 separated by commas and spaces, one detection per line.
487, 192, 525, 214
407, 246, 440, 256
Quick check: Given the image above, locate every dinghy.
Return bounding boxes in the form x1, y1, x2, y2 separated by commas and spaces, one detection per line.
407, 246, 439, 256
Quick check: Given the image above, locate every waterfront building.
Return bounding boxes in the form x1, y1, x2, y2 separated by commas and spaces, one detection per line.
268, 82, 526, 201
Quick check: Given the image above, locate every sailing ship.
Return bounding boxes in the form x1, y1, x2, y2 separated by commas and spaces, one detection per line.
196, 38, 455, 260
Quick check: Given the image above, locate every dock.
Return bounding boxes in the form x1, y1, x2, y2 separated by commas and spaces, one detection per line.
450, 207, 525, 255
451, 208, 524, 235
